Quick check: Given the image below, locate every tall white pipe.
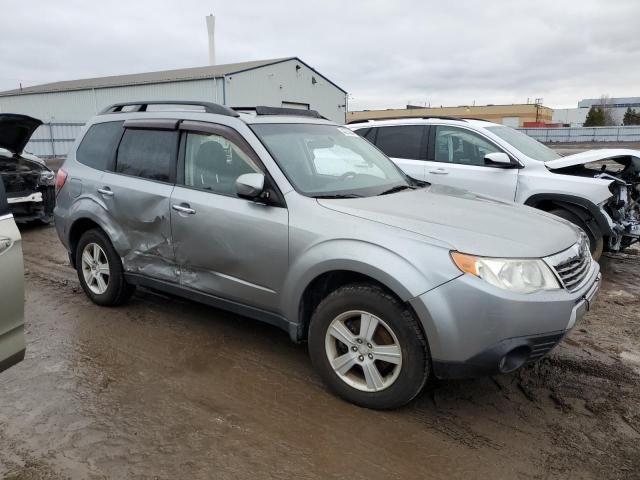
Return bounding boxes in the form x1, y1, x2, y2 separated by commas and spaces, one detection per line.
206, 15, 216, 66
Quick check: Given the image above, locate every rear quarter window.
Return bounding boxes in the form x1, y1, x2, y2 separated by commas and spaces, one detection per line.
76, 121, 124, 171
115, 129, 178, 182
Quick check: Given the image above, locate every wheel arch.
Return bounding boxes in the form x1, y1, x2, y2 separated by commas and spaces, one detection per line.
524, 193, 612, 236
295, 269, 421, 343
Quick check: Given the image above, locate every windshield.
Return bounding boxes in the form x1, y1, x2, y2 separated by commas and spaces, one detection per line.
251, 123, 412, 197
485, 126, 561, 162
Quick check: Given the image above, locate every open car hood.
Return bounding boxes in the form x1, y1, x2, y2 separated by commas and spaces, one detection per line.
545, 148, 640, 170
0, 114, 43, 155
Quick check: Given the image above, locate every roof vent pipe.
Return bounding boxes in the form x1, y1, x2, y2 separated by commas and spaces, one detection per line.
206, 14, 216, 66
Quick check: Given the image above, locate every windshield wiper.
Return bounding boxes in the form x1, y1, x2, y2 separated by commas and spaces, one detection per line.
313, 193, 363, 199
378, 185, 417, 196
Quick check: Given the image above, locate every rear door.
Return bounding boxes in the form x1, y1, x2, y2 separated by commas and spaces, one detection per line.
356, 125, 428, 180
99, 120, 178, 282
423, 125, 519, 200
0, 178, 25, 373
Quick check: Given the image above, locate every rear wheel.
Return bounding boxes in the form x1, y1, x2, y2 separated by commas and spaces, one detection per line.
308, 284, 429, 409
549, 208, 603, 260
75, 229, 135, 306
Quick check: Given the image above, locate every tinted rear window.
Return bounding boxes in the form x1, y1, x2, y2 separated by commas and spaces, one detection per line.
76, 121, 124, 170
0, 179, 8, 216
115, 129, 178, 182
374, 125, 426, 160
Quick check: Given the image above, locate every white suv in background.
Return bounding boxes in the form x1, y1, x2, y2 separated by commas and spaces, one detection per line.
349, 118, 640, 260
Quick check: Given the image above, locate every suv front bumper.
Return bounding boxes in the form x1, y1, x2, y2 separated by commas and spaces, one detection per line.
409, 262, 601, 379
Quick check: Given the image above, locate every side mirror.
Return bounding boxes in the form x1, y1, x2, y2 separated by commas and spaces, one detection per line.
236, 173, 265, 200
484, 152, 514, 168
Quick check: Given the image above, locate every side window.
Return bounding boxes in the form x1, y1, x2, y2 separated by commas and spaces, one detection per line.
354, 127, 377, 143
115, 129, 178, 182
183, 132, 261, 196
433, 126, 502, 166
76, 121, 124, 170
374, 126, 426, 160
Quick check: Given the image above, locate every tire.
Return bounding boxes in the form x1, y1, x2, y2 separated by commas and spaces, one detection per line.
308, 283, 430, 409
549, 208, 604, 261
75, 228, 135, 306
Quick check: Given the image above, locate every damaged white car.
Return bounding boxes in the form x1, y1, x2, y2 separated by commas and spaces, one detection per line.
0, 114, 56, 223
350, 118, 640, 259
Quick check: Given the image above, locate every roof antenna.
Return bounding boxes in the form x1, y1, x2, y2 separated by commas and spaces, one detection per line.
206, 14, 216, 66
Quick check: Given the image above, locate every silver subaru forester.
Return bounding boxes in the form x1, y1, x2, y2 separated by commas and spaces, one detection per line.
54, 101, 601, 409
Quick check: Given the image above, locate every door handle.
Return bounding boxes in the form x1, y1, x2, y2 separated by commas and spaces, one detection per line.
172, 204, 196, 215
97, 187, 114, 196
0, 237, 11, 254
428, 169, 449, 175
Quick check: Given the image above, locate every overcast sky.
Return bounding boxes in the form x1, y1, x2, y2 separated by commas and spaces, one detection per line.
1, 0, 638, 110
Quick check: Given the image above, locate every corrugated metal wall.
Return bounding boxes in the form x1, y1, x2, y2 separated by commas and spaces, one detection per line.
519, 126, 640, 143
0, 78, 221, 122
24, 123, 84, 157
224, 59, 347, 123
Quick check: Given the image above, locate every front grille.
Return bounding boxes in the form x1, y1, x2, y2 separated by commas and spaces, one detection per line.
526, 333, 564, 364
545, 235, 592, 292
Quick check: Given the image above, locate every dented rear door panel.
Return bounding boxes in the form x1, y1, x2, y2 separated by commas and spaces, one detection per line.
100, 171, 176, 281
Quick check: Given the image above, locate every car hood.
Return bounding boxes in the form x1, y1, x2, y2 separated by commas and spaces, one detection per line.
545, 148, 640, 170
318, 185, 578, 258
0, 114, 43, 155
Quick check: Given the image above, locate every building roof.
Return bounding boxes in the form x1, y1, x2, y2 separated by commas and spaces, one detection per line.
0, 57, 296, 97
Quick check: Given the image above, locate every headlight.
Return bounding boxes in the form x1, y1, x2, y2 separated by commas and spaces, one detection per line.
450, 252, 560, 294
39, 170, 56, 186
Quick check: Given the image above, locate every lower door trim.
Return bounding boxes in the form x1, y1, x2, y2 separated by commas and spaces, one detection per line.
124, 273, 297, 338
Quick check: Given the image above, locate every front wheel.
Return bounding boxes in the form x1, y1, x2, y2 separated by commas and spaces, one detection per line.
549, 208, 604, 261
308, 284, 430, 409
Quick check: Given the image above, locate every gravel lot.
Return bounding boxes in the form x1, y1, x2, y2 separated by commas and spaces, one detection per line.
0, 224, 639, 480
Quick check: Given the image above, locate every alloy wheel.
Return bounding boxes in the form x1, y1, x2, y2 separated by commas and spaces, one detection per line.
324, 310, 403, 392
81, 242, 110, 295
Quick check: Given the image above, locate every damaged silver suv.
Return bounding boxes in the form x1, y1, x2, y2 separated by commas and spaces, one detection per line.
54, 101, 601, 409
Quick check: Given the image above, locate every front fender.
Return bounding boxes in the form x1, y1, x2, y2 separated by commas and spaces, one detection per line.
281, 238, 461, 325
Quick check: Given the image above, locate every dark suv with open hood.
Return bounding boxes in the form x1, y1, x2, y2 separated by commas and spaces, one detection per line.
0, 114, 56, 223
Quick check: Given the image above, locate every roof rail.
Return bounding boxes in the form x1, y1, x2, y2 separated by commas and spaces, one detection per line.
460, 117, 490, 122
347, 116, 467, 124
234, 105, 326, 120
99, 100, 239, 117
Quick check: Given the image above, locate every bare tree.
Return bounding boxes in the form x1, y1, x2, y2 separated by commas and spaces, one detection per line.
599, 95, 617, 126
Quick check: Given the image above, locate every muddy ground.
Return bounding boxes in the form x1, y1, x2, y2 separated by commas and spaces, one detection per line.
1, 225, 639, 480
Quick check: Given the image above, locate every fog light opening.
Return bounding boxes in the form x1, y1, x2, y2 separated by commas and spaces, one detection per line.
499, 346, 531, 373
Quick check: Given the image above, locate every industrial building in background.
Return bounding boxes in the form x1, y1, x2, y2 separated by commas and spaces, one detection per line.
0, 57, 347, 125
553, 97, 640, 127
347, 102, 553, 127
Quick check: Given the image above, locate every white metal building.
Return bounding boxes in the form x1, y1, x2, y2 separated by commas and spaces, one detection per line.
0, 57, 347, 124
552, 97, 640, 127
